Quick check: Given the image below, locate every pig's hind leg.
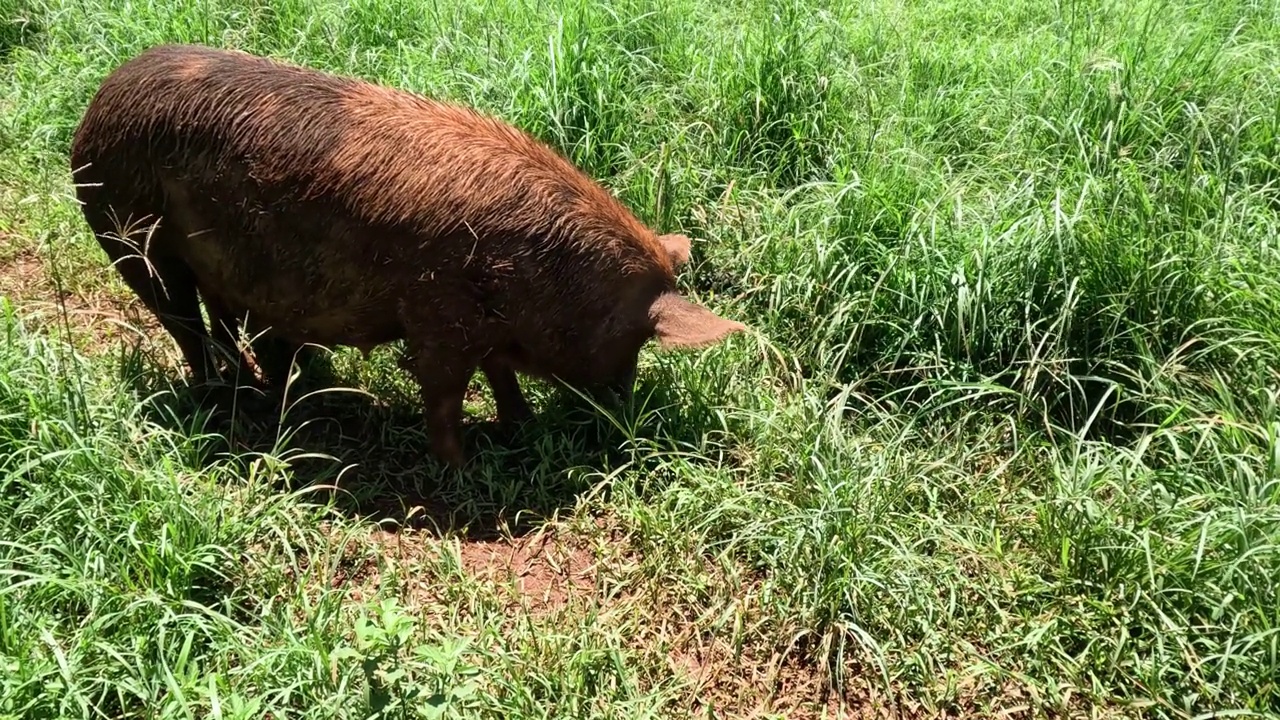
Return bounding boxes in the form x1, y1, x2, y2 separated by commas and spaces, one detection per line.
201, 294, 311, 391
89, 211, 219, 385
201, 291, 262, 388
481, 355, 533, 425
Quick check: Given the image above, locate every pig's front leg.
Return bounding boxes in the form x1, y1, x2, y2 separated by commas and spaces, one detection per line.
398, 346, 473, 469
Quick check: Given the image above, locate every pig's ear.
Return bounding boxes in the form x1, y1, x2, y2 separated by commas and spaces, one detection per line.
657, 233, 692, 267
650, 291, 746, 349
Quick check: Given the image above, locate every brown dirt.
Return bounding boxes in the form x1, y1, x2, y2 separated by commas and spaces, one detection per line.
654, 621, 1052, 719
344, 517, 937, 720
364, 519, 606, 618
0, 244, 169, 357
396, 520, 1056, 719
243, 499, 1059, 720
453, 529, 598, 614
666, 640, 895, 719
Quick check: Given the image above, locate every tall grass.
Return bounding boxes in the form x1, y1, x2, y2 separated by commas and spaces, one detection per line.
2, 0, 1279, 715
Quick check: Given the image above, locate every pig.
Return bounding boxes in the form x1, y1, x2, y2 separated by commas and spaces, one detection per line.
69, 43, 747, 467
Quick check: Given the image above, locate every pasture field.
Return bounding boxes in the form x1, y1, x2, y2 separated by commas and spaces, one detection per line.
2, 0, 1279, 716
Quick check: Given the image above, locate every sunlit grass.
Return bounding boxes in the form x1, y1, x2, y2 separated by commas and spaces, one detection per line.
2, 0, 1278, 715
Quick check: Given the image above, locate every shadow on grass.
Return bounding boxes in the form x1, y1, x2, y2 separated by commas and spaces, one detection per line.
118, 343, 719, 540
0, 7, 43, 62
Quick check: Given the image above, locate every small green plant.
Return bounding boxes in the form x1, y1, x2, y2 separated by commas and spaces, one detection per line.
337, 598, 483, 719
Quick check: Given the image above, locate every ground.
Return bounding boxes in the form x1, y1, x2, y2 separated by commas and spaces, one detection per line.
2, 0, 1279, 717
0, 240, 923, 718
1, 242, 899, 719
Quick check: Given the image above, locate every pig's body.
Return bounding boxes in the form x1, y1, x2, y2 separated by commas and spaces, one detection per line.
69, 44, 744, 466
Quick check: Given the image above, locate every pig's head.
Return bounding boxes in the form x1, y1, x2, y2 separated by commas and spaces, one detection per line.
573, 232, 747, 403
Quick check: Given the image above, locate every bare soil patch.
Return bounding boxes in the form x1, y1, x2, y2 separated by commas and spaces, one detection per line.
350, 517, 890, 719
363, 519, 610, 618
297, 508, 1054, 720
656, 620, 1051, 719
453, 529, 598, 614
0, 243, 167, 355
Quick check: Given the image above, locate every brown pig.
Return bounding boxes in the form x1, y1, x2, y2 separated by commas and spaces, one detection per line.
69, 44, 746, 467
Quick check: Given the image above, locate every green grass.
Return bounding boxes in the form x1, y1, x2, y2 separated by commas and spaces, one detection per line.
2, 0, 1280, 716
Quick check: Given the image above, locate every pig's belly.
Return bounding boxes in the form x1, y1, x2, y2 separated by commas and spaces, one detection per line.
162, 179, 409, 349
220, 262, 405, 345
233, 293, 404, 349
213, 285, 404, 350
180, 232, 407, 349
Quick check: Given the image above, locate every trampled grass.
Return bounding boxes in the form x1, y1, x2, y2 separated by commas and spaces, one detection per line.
2, 0, 1279, 716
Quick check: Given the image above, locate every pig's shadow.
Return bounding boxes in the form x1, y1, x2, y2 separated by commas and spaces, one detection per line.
127, 346, 716, 539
